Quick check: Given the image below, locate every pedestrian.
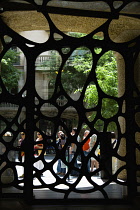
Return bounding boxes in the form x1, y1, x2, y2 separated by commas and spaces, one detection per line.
56, 131, 66, 176
69, 127, 80, 176
34, 132, 44, 174
82, 130, 90, 172
89, 134, 99, 172
56, 131, 64, 175
18, 132, 26, 178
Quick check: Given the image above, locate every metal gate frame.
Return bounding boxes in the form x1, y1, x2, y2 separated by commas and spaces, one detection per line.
0, 0, 140, 205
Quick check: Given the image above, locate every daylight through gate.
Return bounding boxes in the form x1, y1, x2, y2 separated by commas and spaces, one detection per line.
0, 0, 140, 203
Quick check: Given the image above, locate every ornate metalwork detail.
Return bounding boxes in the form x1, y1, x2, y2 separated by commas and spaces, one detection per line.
0, 0, 140, 203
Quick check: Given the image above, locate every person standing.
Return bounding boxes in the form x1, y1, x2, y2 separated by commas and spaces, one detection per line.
18, 132, 26, 178
69, 127, 80, 176
56, 131, 64, 175
34, 132, 44, 173
82, 130, 90, 172
89, 134, 99, 172
60, 133, 67, 176
56, 131, 66, 176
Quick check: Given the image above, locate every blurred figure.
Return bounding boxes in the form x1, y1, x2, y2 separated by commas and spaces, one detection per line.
82, 130, 90, 172
18, 132, 26, 178
46, 131, 54, 154
89, 134, 99, 172
69, 127, 80, 176
34, 132, 43, 155
4, 131, 12, 136
56, 131, 63, 174
111, 132, 117, 174
56, 131, 66, 176
34, 132, 44, 174
60, 133, 67, 176
56, 131, 63, 143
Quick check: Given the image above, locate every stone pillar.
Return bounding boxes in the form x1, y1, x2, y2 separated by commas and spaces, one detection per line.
115, 30, 140, 179
115, 51, 126, 179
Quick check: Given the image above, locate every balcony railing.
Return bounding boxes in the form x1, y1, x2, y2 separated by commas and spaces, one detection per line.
14, 55, 72, 70
35, 55, 52, 66
0, 101, 77, 119
0, 103, 19, 109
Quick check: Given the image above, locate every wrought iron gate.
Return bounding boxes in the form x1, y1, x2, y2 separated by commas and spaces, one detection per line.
0, 0, 140, 205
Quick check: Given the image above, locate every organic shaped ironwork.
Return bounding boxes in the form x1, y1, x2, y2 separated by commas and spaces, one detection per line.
0, 0, 140, 203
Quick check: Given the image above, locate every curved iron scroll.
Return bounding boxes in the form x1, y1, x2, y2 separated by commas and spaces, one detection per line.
0, 0, 140, 202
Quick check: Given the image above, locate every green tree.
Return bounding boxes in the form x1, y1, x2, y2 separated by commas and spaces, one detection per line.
84, 50, 118, 104
83, 50, 118, 131
62, 46, 92, 92
41, 32, 118, 131
1, 49, 21, 93
62, 33, 118, 131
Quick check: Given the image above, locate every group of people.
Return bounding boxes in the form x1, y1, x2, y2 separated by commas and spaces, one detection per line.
56, 127, 81, 176
18, 131, 44, 178
18, 128, 100, 178
56, 128, 100, 176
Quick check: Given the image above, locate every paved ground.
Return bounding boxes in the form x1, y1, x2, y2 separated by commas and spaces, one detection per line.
1, 154, 140, 209
12, 154, 126, 200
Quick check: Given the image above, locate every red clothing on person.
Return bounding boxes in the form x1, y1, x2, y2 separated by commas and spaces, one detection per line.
82, 138, 90, 151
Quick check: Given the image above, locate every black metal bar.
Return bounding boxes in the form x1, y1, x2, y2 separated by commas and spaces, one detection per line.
24, 53, 36, 204
1, 2, 139, 19
99, 132, 112, 179
125, 50, 137, 199
45, 6, 119, 19
32, 198, 132, 205
67, 146, 70, 181
120, 13, 140, 19
0, 2, 119, 19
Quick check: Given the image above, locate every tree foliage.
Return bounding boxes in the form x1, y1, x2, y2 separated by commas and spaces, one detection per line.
62, 33, 118, 131
1, 49, 21, 93
74, 49, 118, 131
42, 32, 118, 131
